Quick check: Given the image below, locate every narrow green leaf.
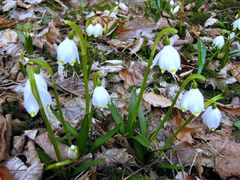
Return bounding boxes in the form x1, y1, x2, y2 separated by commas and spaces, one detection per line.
131, 135, 151, 148
138, 106, 148, 137
50, 106, 78, 138
234, 121, 240, 129
127, 89, 137, 135
16, 31, 26, 44
156, 162, 184, 170
108, 102, 125, 134
73, 159, 104, 175
90, 126, 119, 152
197, 39, 207, 74
132, 141, 145, 163
221, 40, 231, 67
230, 50, 240, 57
37, 148, 53, 166
25, 35, 34, 54
77, 115, 90, 153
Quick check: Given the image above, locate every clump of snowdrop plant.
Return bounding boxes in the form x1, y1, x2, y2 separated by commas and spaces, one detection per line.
86, 23, 103, 37
57, 35, 79, 78
152, 45, 181, 76
202, 105, 222, 131
180, 83, 204, 116
67, 145, 79, 160
24, 73, 52, 117
213, 35, 225, 49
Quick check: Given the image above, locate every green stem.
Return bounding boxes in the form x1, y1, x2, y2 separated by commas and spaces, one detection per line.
64, 20, 90, 116
158, 93, 223, 156
28, 67, 62, 161
45, 159, 73, 171
128, 28, 178, 137
205, 49, 219, 67
149, 74, 206, 142
29, 59, 72, 146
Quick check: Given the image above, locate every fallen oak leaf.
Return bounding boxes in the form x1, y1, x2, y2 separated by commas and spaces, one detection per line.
143, 92, 172, 108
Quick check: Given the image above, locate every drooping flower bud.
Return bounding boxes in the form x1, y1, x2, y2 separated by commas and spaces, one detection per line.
152, 45, 181, 75
86, 24, 94, 36
180, 88, 204, 116
93, 23, 103, 37
232, 18, 240, 30
213, 35, 225, 49
67, 145, 79, 160
92, 86, 110, 109
202, 106, 222, 131
23, 73, 52, 117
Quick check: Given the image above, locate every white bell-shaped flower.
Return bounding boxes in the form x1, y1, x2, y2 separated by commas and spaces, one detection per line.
92, 86, 110, 108
232, 18, 240, 30
170, 0, 175, 6
119, 2, 128, 11
67, 145, 79, 160
152, 45, 181, 75
93, 23, 103, 37
24, 74, 52, 117
86, 24, 94, 36
228, 32, 236, 40
172, 5, 180, 14
213, 35, 225, 49
57, 37, 79, 66
180, 88, 204, 116
202, 106, 222, 131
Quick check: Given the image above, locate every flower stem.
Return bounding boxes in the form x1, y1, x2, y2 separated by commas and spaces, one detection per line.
28, 66, 62, 162
45, 159, 73, 171
128, 28, 178, 137
149, 74, 206, 142
29, 59, 72, 146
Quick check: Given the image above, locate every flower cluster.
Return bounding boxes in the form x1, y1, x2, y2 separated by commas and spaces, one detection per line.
24, 73, 52, 117
86, 23, 103, 37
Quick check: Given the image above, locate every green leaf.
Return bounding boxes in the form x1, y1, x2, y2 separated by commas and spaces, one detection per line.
131, 135, 151, 148
16, 31, 26, 44
197, 39, 207, 74
138, 106, 148, 137
25, 35, 34, 54
156, 162, 184, 170
230, 49, 240, 58
37, 148, 53, 166
234, 121, 240, 129
73, 159, 104, 175
132, 141, 145, 163
77, 115, 90, 153
127, 89, 137, 136
50, 106, 78, 138
221, 40, 231, 67
90, 126, 119, 152
108, 102, 125, 134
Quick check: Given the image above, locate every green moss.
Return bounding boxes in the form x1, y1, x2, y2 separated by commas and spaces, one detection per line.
189, 12, 210, 26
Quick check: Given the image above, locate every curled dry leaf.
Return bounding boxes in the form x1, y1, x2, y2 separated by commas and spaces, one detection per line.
217, 103, 240, 115
0, 114, 12, 161
3, 141, 44, 180
143, 92, 172, 108
91, 60, 124, 76
119, 61, 146, 89
11, 135, 26, 155
35, 132, 69, 161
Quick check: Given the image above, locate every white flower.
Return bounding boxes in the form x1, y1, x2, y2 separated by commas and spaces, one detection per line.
204, 17, 218, 27
86, 24, 94, 36
232, 18, 240, 30
24, 74, 52, 117
67, 145, 79, 160
170, 0, 175, 6
102, 10, 118, 19
92, 86, 110, 108
93, 23, 103, 37
180, 88, 204, 116
152, 45, 181, 75
57, 37, 79, 66
119, 2, 128, 11
172, 5, 180, 14
213, 35, 225, 49
228, 32, 235, 40
202, 106, 222, 131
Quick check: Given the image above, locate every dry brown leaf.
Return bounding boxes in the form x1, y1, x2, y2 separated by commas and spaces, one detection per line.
0, 167, 13, 180
11, 135, 26, 155
143, 92, 172, 108
119, 61, 146, 89
217, 103, 240, 115
24, 130, 38, 140
4, 141, 44, 180
215, 153, 240, 179
231, 63, 240, 82
0, 16, 18, 29
35, 132, 69, 161
0, 114, 12, 161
